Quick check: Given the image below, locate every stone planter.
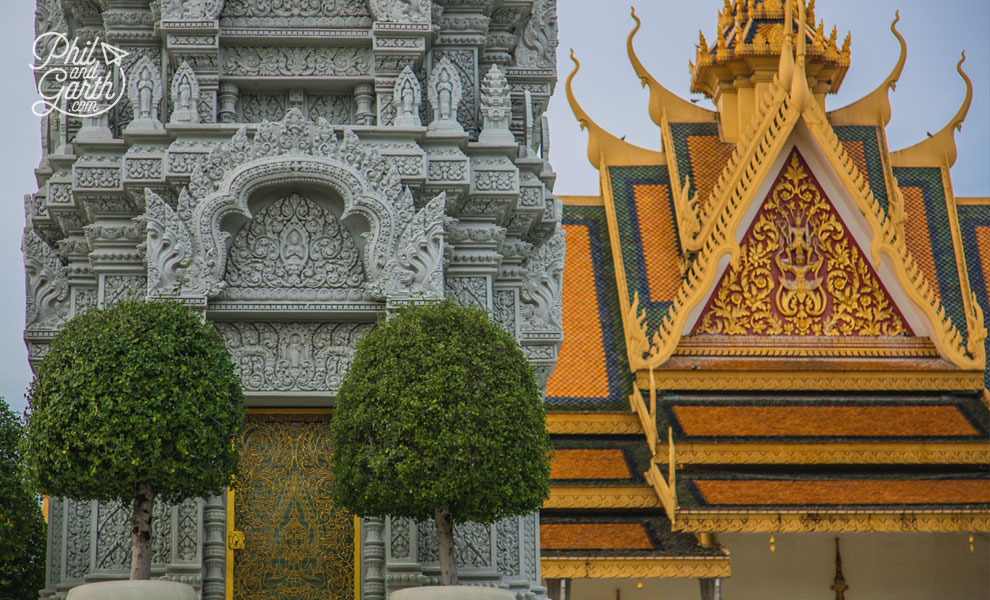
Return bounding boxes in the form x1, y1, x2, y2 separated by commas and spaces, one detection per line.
66, 580, 197, 600
391, 586, 515, 600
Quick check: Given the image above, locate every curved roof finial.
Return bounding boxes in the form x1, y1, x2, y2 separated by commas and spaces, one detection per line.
828, 11, 906, 126
628, 6, 715, 124
778, 0, 794, 85
790, 0, 811, 109
565, 49, 665, 169
892, 51, 973, 168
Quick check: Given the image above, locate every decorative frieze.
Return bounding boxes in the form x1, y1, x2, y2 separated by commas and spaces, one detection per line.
222, 46, 373, 77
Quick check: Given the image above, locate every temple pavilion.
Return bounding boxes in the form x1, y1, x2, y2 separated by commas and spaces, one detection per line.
539, 1, 990, 598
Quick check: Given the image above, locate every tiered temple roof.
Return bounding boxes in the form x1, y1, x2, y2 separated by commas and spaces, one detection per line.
541, 0, 989, 579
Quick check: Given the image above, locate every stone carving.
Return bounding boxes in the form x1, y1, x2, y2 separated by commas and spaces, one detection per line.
519, 229, 564, 331
493, 289, 516, 337
380, 193, 448, 300
151, 499, 172, 565
369, 0, 429, 22
445, 276, 487, 308
392, 66, 423, 128
23, 229, 70, 330
416, 520, 438, 563
479, 64, 514, 144
390, 517, 412, 560
363, 517, 386, 600
163, 0, 223, 19
496, 518, 520, 577
216, 321, 372, 392
224, 193, 366, 300
522, 513, 537, 580
65, 499, 92, 578
222, 0, 368, 19
309, 94, 353, 124
170, 61, 201, 124
177, 497, 199, 560
103, 275, 148, 305
202, 495, 226, 600
127, 55, 163, 131
97, 500, 130, 569
517, 0, 558, 70
187, 109, 411, 299
222, 47, 372, 77
427, 57, 463, 133
241, 94, 285, 123
142, 188, 220, 297
454, 522, 492, 568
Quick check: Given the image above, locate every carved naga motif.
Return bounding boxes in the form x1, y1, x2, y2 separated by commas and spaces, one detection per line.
141, 188, 221, 297
379, 192, 450, 300
23, 229, 70, 330
519, 229, 566, 332
695, 152, 911, 337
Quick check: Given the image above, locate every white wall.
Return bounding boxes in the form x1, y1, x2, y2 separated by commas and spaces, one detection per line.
565, 532, 989, 600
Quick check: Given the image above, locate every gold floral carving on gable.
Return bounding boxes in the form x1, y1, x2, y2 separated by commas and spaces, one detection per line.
695, 151, 911, 337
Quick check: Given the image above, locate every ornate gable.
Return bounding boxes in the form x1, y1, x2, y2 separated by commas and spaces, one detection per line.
693, 150, 911, 338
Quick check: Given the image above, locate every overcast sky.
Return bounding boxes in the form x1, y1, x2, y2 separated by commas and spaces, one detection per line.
1, 1, 987, 416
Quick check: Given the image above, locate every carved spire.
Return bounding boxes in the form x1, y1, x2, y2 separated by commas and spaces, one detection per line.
479, 64, 514, 145
790, 0, 811, 110
831, 538, 848, 600
392, 66, 423, 128
778, 0, 795, 87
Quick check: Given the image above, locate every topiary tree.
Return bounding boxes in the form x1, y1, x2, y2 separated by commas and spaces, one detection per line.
23, 299, 244, 581
331, 299, 553, 586
0, 397, 45, 597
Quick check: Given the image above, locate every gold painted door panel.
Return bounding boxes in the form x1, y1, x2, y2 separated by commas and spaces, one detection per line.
229, 411, 356, 600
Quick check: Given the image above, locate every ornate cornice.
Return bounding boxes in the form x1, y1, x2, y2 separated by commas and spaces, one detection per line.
546, 412, 642, 435
674, 511, 990, 534
675, 443, 990, 466
544, 486, 662, 510
541, 556, 731, 580
634, 369, 985, 392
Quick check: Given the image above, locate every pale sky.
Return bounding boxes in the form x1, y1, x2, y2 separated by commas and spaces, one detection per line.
1, 1, 988, 415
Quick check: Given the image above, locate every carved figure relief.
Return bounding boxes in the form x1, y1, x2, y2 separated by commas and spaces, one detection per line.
23, 229, 70, 330
392, 66, 422, 128
224, 193, 365, 300
519, 229, 565, 331
221, 0, 369, 20
695, 151, 911, 337
369, 0, 429, 22
170, 61, 201, 124
163, 0, 223, 19
127, 56, 163, 128
427, 57, 463, 133
216, 321, 372, 392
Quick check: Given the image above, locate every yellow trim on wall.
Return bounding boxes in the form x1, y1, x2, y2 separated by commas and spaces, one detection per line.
558, 194, 604, 206
354, 517, 361, 600
635, 369, 985, 391
225, 487, 235, 600
675, 442, 990, 465
956, 197, 990, 206
546, 412, 641, 435
674, 510, 990, 533
541, 556, 730, 579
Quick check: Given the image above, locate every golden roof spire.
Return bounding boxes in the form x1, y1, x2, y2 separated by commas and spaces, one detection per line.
778, 0, 795, 85
790, 0, 811, 109
565, 49, 664, 168
828, 11, 903, 127
892, 52, 973, 168
628, 7, 715, 124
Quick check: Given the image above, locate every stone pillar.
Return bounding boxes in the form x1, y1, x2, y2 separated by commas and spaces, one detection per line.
363, 517, 387, 600
201, 495, 226, 600
218, 82, 239, 123
700, 578, 722, 600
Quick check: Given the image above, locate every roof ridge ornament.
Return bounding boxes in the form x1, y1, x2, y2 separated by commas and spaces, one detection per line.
565, 49, 665, 168
777, 0, 795, 86
891, 52, 973, 168
627, 6, 716, 124
789, 0, 812, 111
828, 12, 904, 127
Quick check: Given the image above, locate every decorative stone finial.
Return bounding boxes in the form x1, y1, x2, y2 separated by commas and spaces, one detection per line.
427, 57, 463, 133
170, 61, 200, 124
478, 64, 514, 145
392, 66, 422, 128
126, 55, 163, 132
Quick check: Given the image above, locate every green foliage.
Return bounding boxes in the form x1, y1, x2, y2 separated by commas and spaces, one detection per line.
23, 300, 245, 505
332, 300, 553, 524
0, 397, 45, 597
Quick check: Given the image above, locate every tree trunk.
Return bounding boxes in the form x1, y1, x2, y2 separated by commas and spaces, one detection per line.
434, 507, 458, 586
130, 485, 154, 580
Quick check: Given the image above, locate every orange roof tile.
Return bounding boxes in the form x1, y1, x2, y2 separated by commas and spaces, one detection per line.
686, 134, 735, 212
545, 223, 610, 399
634, 183, 682, 302
692, 478, 990, 505
671, 405, 980, 438
541, 523, 653, 550
550, 449, 632, 480
902, 185, 940, 296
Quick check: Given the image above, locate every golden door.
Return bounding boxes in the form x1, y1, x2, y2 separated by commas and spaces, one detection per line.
227, 411, 357, 600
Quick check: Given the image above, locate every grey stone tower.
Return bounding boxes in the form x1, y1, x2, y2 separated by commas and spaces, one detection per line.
26, 0, 560, 598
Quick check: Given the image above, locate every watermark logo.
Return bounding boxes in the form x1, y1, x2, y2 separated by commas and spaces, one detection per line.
31, 33, 129, 118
